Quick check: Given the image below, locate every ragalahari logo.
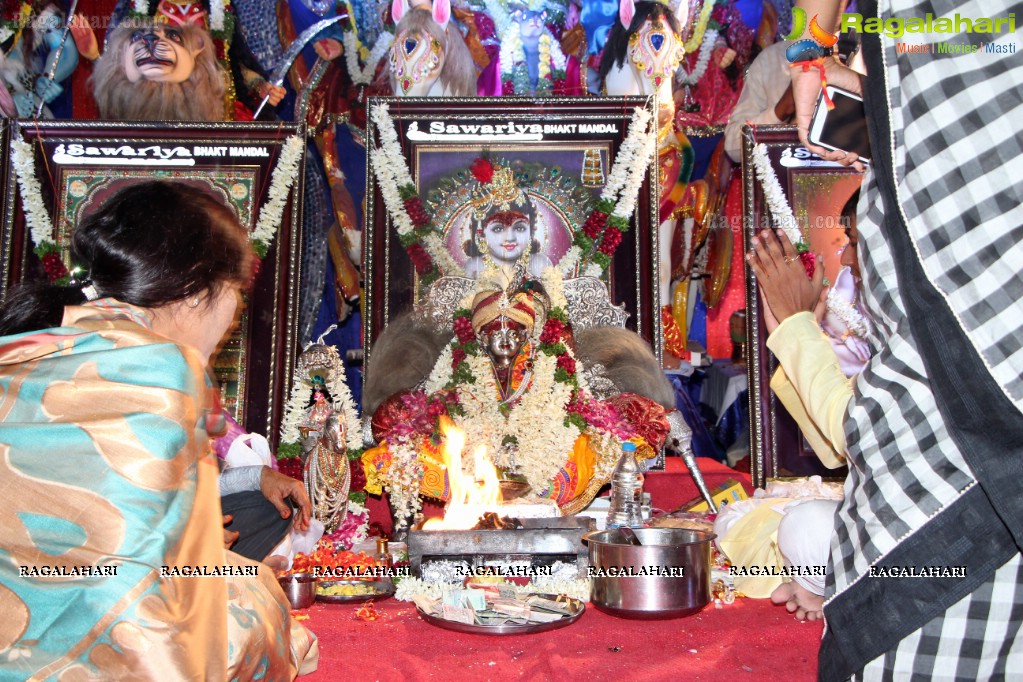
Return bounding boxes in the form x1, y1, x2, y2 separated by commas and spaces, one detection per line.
784, 8, 838, 62
785, 8, 1016, 56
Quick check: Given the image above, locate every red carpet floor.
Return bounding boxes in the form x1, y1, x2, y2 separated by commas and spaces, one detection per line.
298, 596, 822, 681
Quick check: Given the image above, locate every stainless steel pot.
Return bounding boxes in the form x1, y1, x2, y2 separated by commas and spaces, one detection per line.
278, 573, 316, 610
582, 527, 716, 619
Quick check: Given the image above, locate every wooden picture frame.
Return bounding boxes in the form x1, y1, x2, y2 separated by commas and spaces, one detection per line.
1, 120, 305, 444
362, 96, 662, 365
741, 125, 863, 488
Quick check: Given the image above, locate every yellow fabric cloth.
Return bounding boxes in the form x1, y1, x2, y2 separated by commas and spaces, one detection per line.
717, 501, 788, 598
766, 312, 853, 468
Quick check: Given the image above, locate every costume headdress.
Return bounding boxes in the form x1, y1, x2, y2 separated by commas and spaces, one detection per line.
470, 283, 549, 338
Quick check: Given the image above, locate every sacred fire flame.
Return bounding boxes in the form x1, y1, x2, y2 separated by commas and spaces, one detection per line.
422, 416, 503, 530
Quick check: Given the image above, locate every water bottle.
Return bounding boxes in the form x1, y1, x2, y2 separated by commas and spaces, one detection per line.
607, 442, 644, 528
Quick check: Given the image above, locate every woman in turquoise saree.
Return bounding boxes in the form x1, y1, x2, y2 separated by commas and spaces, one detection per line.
0, 182, 318, 680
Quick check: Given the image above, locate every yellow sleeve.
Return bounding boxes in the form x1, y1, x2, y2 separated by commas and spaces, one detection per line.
770, 366, 845, 468
766, 312, 853, 462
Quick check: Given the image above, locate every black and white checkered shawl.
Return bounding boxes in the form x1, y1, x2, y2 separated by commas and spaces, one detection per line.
815, 0, 1023, 679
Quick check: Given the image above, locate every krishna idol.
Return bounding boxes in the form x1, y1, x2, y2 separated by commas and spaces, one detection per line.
361, 147, 715, 527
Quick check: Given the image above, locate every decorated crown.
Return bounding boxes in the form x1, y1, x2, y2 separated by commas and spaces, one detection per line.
469, 164, 527, 221
296, 343, 345, 398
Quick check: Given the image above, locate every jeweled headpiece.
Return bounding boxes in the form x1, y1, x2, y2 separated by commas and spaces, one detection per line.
470, 165, 527, 221
296, 342, 345, 400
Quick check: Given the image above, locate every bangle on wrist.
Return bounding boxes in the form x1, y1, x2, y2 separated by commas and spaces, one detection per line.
786, 39, 834, 64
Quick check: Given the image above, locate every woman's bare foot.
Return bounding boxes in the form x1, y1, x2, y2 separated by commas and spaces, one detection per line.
771, 581, 825, 622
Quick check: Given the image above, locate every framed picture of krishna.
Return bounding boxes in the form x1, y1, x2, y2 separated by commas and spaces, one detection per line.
363, 96, 662, 359
0, 120, 306, 444
360, 96, 693, 526
741, 125, 864, 488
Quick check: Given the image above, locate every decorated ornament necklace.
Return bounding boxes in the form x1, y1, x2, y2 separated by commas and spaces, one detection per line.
627, 20, 685, 90
390, 29, 442, 95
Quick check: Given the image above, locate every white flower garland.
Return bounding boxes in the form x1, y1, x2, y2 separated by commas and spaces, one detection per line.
675, 28, 718, 87
209, 0, 225, 31
343, 31, 393, 85
611, 133, 656, 219
370, 104, 417, 238
751, 143, 853, 323
383, 435, 425, 520
132, 0, 147, 14
370, 147, 415, 239
371, 104, 414, 186
252, 133, 305, 252
10, 134, 54, 251
683, 0, 715, 53
423, 345, 454, 395
424, 232, 464, 278
557, 245, 581, 278
597, 108, 655, 222
751, 143, 800, 245
540, 267, 567, 310
455, 350, 580, 495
